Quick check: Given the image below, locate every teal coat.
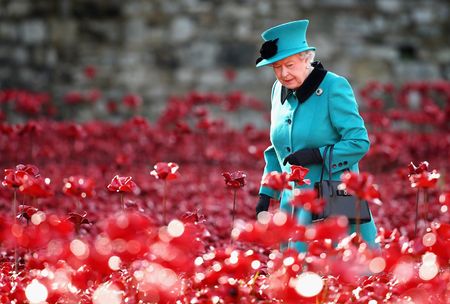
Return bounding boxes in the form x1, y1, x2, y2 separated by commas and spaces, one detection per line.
259, 66, 378, 251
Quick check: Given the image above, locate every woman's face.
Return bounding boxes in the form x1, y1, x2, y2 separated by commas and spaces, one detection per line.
272, 54, 310, 90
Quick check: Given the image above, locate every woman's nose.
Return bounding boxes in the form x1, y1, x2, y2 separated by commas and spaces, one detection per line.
281, 66, 289, 77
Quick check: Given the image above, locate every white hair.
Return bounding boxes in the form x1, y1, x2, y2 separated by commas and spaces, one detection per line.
298, 50, 316, 69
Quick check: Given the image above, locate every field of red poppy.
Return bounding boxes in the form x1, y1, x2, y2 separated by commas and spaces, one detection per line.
0, 79, 449, 303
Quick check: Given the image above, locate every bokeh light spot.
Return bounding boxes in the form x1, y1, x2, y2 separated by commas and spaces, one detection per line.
31, 211, 46, 225
251, 260, 261, 270
292, 264, 300, 272
108, 256, 121, 271
283, 257, 295, 266
94, 236, 112, 256
167, 220, 185, 237
419, 263, 439, 281
212, 262, 222, 272
116, 214, 129, 229
70, 239, 89, 259
273, 212, 287, 226
257, 211, 271, 224
92, 282, 123, 304
25, 280, 48, 304
194, 257, 204, 266
422, 233, 437, 247
369, 257, 386, 273
292, 272, 323, 298
393, 262, 414, 283
337, 216, 348, 227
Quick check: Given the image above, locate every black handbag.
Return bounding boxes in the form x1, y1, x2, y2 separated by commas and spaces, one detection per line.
312, 145, 371, 224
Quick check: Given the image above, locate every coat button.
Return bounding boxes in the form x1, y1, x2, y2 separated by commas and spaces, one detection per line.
287, 118, 292, 124
338, 162, 343, 167
343, 161, 348, 165
286, 147, 291, 152
332, 164, 337, 169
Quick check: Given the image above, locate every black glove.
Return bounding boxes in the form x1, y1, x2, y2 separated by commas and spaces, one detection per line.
283, 148, 323, 166
256, 194, 271, 218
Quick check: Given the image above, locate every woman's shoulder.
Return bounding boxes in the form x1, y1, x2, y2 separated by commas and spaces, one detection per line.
323, 71, 353, 89
324, 70, 346, 82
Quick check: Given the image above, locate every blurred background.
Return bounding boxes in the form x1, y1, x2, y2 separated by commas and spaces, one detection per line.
0, 0, 449, 122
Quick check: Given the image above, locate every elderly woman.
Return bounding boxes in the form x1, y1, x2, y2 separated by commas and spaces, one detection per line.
255, 20, 378, 252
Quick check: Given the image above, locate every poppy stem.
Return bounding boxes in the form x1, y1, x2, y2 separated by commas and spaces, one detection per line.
320, 277, 328, 303
414, 189, 420, 238
163, 180, 167, 224
249, 271, 260, 288
231, 189, 237, 245
13, 188, 17, 220
424, 189, 430, 221
121, 193, 124, 209
13, 188, 18, 273
287, 205, 296, 250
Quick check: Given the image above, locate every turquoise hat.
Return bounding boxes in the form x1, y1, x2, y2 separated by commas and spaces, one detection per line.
256, 20, 315, 67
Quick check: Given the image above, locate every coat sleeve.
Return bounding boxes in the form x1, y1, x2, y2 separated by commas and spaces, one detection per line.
259, 80, 283, 200
259, 145, 282, 199
319, 76, 370, 174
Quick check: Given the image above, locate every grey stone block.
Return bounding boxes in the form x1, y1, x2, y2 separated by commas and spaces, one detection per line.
0, 22, 19, 41
20, 20, 47, 45
169, 17, 196, 43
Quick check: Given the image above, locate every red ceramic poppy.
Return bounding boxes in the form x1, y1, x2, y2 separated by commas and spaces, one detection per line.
150, 162, 180, 181
288, 165, 310, 186
17, 205, 39, 221
222, 171, 246, 189
123, 94, 143, 109
64, 91, 84, 104
408, 161, 429, 175
261, 171, 292, 191
67, 211, 90, 232
340, 171, 381, 202
409, 170, 440, 189
2, 164, 40, 189
83, 65, 97, 79
107, 175, 139, 193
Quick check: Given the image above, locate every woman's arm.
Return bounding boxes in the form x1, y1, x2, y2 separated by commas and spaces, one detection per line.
319, 76, 370, 173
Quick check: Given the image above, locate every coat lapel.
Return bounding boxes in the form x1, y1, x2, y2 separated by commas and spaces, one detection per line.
281, 61, 327, 105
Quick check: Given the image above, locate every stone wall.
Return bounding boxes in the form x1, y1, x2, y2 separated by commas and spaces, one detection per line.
0, 0, 449, 120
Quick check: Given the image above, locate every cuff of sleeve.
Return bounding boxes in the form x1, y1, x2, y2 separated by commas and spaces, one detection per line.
259, 186, 280, 201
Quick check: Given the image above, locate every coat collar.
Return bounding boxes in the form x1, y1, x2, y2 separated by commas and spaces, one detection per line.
280, 61, 328, 105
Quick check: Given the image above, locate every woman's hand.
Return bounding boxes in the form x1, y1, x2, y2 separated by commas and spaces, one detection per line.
256, 194, 271, 218
283, 148, 322, 166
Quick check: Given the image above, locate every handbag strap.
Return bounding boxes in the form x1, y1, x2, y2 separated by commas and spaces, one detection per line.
319, 145, 331, 182
328, 144, 334, 182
